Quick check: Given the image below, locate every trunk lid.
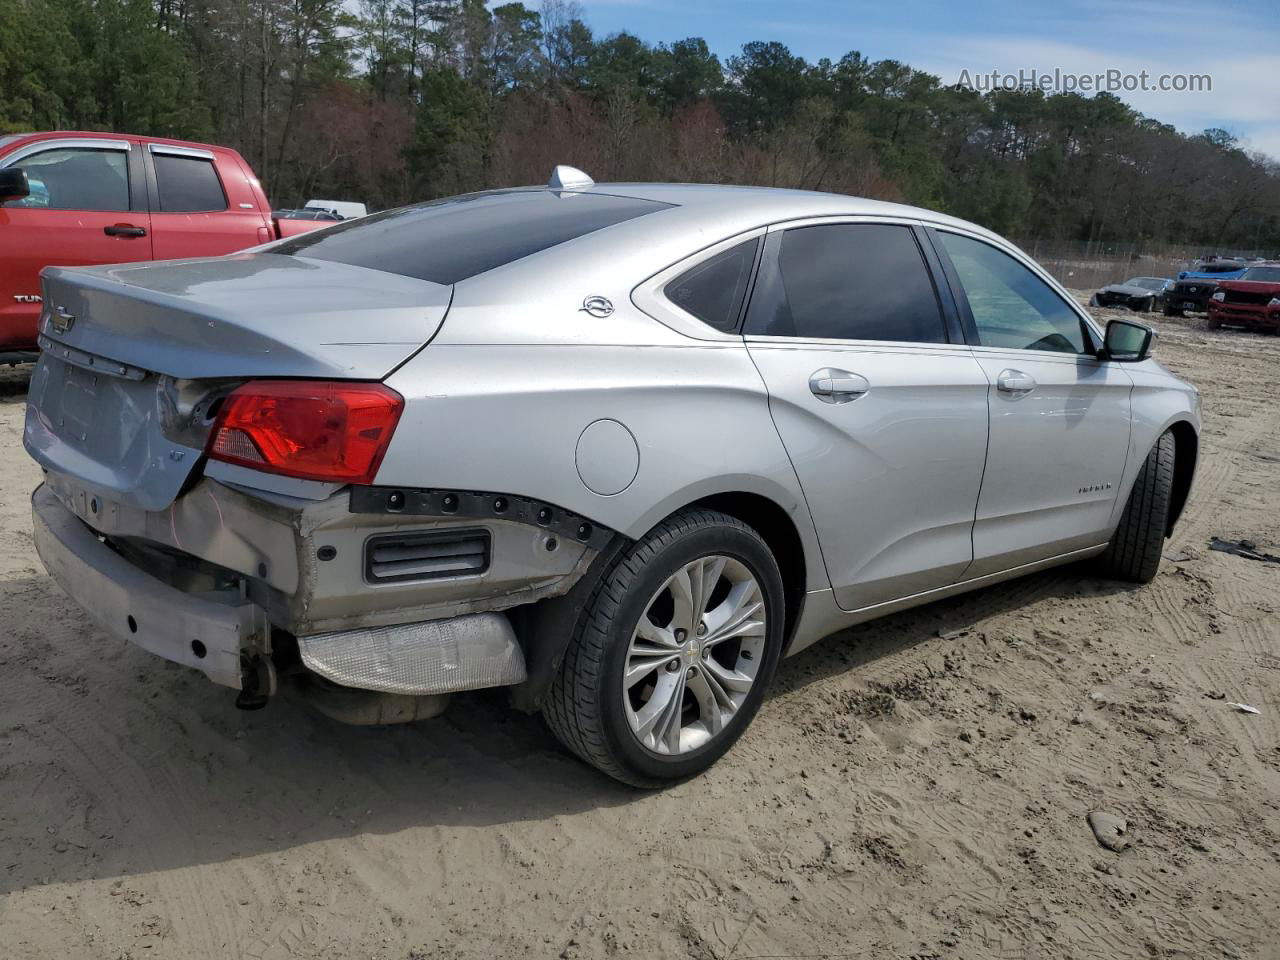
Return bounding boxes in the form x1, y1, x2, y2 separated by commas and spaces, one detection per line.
25, 253, 451, 510
36, 252, 451, 379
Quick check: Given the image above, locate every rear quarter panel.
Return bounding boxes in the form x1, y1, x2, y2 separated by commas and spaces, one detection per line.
379, 332, 829, 593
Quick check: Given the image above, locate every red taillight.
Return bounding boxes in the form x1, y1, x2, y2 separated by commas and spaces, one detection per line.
207, 380, 404, 484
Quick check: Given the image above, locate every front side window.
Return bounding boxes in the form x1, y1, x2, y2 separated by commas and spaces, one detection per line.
664, 238, 759, 331
153, 154, 227, 212
939, 231, 1087, 354
743, 223, 947, 343
3, 147, 129, 211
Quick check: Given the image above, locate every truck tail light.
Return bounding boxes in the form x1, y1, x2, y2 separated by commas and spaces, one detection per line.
207, 380, 404, 484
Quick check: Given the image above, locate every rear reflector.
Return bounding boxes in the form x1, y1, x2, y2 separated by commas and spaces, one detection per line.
207, 380, 404, 484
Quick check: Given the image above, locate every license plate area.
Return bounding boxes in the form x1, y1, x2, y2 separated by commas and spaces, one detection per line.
56, 363, 101, 445
25, 353, 203, 511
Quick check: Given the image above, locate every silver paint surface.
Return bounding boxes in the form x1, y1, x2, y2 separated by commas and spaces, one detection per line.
23, 181, 1201, 681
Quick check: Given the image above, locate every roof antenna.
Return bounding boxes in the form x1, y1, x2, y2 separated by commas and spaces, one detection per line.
549, 165, 594, 191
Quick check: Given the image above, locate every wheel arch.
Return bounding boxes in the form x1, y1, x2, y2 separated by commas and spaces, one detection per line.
510, 487, 819, 713
1166, 418, 1198, 535
688, 491, 807, 655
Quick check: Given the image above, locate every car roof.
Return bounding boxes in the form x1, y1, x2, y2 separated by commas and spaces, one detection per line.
2, 130, 241, 155
444, 181, 1016, 297
576, 181, 1000, 238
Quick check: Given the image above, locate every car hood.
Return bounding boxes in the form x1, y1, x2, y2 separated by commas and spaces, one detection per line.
1101, 284, 1156, 296
37, 253, 451, 380
1217, 280, 1280, 294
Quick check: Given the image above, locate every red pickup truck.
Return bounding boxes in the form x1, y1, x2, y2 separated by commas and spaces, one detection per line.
0, 131, 326, 361
1206, 263, 1280, 332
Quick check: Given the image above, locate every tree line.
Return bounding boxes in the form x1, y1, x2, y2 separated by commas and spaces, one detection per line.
2, 0, 1277, 250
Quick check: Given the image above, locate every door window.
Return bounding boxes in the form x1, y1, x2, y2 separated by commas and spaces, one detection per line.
153, 154, 227, 212
3, 148, 129, 211
664, 238, 759, 331
743, 223, 947, 344
938, 231, 1088, 354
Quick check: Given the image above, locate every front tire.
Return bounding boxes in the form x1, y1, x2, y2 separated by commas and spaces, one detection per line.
1097, 431, 1176, 583
1164, 304, 1183, 317
544, 508, 785, 787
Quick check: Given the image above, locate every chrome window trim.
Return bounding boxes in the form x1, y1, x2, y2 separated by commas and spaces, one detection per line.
742, 334, 978, 356
631, 226, 769, 342
148, 143, 216, 161
926, 223, 1107, 352
0, 138, 132, 167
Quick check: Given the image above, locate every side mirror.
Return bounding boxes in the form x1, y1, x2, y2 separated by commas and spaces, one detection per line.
0, 167, 30, 203
1103, 318, 1153, 362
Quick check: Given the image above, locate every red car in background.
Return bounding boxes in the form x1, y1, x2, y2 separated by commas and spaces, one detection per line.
0, 131, 328, 362
1207, 263, 1280, 332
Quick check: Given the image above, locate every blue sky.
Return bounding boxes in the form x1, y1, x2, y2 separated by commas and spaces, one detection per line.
574, 0, 1280, 160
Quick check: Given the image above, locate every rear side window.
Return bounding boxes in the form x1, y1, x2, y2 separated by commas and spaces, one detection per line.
274, 190, 672, 285
744, 223, 947, 343
664, 238, 760, 331
153, 154, 227, 212
938, 231, 1086, 354
4, 147, 129, 211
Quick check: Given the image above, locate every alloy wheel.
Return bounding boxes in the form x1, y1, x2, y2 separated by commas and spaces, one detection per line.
622, 555, 766, 755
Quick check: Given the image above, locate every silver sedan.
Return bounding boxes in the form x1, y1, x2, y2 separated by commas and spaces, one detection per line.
25, 167, 1200, 785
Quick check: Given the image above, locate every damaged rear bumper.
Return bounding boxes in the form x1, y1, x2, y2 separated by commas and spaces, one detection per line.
32, 483, 265, 689
31, 473, 598, 701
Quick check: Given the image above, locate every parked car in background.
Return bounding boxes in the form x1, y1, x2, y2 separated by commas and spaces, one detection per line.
1207, 263, 1280, 331
304, 199, 367, 220
24, 170, 1200, 785
0, 131, 330, 362
1164, 258, 1250, 317
274, 208, 342, 222
1090, 276, 1170, 312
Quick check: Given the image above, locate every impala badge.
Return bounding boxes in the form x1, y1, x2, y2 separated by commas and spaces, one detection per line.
51, 306, 75, 335
580, 295, 614, 318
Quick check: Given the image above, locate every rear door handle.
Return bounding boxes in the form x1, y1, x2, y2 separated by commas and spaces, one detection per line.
996, 368, 1036, 395
104, 224, 147, 238
809, 368, 870, 404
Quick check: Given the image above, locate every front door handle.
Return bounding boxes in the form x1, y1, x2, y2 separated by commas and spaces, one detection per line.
809, 368, 869, 404
996, 368, 1036, 395
104, 224, 147, 238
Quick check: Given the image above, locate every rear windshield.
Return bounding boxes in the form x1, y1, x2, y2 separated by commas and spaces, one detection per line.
274, 190, 672, 285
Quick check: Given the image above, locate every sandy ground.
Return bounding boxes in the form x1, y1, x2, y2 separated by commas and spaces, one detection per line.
1, 303, 1278, 960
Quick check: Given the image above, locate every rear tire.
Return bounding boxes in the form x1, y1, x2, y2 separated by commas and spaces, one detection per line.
1097, 431, 1176, 584
543, 508, 785, 787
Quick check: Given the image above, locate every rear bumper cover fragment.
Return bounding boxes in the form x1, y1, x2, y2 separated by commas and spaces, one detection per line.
31, 484, 267, 688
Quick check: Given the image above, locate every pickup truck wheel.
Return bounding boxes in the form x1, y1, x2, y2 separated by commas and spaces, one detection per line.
1206, 314, 1221, 330
543, 508, 784, 787
1163, 304, 1182, 318
1096, 431, 1175, 584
